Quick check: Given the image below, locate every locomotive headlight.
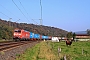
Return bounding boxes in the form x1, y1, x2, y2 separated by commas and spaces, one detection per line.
14, 33, 16, 35
19, 34, 21, 35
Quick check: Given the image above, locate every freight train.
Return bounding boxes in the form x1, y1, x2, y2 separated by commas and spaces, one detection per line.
13, 28, 52, 41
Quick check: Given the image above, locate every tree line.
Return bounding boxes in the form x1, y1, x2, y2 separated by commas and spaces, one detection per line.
0, 19, 68, 40
0, 19, 90, 40
0, 20, 13, 40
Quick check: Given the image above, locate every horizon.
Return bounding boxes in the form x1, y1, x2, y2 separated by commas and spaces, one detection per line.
0, 0, 90, 32
1, 19, 88, 33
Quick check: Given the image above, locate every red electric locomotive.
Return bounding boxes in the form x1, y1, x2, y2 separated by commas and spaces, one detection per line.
13, 28, 30, 41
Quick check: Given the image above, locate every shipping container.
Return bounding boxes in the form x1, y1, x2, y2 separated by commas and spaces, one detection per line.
30, 32, 34, 38
34, 34, 40, 40
42, 35, 49, 40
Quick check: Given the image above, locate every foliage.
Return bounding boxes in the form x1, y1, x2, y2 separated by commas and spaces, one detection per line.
0, 19, 13, 40
87, 29, 90, 36
66, 32, 73, 39
0, 19, 68, 40
73, 32, 76, 40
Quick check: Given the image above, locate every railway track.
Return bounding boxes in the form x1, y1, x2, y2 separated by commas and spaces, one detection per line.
0, 41, 36, 51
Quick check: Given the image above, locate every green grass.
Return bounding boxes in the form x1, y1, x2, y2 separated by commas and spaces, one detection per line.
16, 43, 40, 60
49, 41, 90, 60
16, 41, 90, 60
16, 41, 58, 60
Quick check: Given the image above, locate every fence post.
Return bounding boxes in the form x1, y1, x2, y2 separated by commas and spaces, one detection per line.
58, 47, 61, 56
64, 55, 67, 60
82, 48, 83, 55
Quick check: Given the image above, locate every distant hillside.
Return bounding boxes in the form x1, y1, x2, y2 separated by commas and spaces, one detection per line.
0, 19, 68, 39
75, 31, 87, 35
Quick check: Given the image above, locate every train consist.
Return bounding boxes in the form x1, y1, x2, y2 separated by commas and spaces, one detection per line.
13, 28, 52, 41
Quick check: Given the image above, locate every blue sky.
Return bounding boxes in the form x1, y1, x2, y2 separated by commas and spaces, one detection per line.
0, 0, 90, 32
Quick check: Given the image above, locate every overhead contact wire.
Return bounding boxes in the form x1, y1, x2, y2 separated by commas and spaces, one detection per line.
18, 0, 38, 24
0, 4, 20, 19
12, 0, 29, 22
0, 12, 10, 18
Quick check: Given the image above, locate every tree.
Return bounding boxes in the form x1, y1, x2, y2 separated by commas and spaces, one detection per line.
87, 29, 90, 36
66, 32, 73, 40
60, 34, 64, 40
73, 32, 76, 41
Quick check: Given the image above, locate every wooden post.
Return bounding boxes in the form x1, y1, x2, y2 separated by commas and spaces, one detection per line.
58, 47, 61, 56
64, 55, 67, 60
82, 48, 83, 55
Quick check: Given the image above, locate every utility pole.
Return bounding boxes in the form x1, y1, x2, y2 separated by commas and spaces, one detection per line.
15, 19, 20, 28
8, 18, 12, 27
31, 0, 42, 25
40, 0, 42, 25
40, 0, 43, 36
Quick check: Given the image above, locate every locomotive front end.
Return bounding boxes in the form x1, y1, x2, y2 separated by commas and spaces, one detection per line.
13, 29, 22, 40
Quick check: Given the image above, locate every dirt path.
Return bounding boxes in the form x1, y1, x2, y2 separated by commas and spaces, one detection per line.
37, 41, 57, 60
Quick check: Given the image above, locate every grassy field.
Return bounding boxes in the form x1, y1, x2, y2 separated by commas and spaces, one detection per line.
50, 41, 90, 60
16, 41, 90, 60
16, 41, 59, 60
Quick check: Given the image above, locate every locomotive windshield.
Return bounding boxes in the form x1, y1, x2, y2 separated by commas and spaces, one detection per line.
14, 30, 21, 33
